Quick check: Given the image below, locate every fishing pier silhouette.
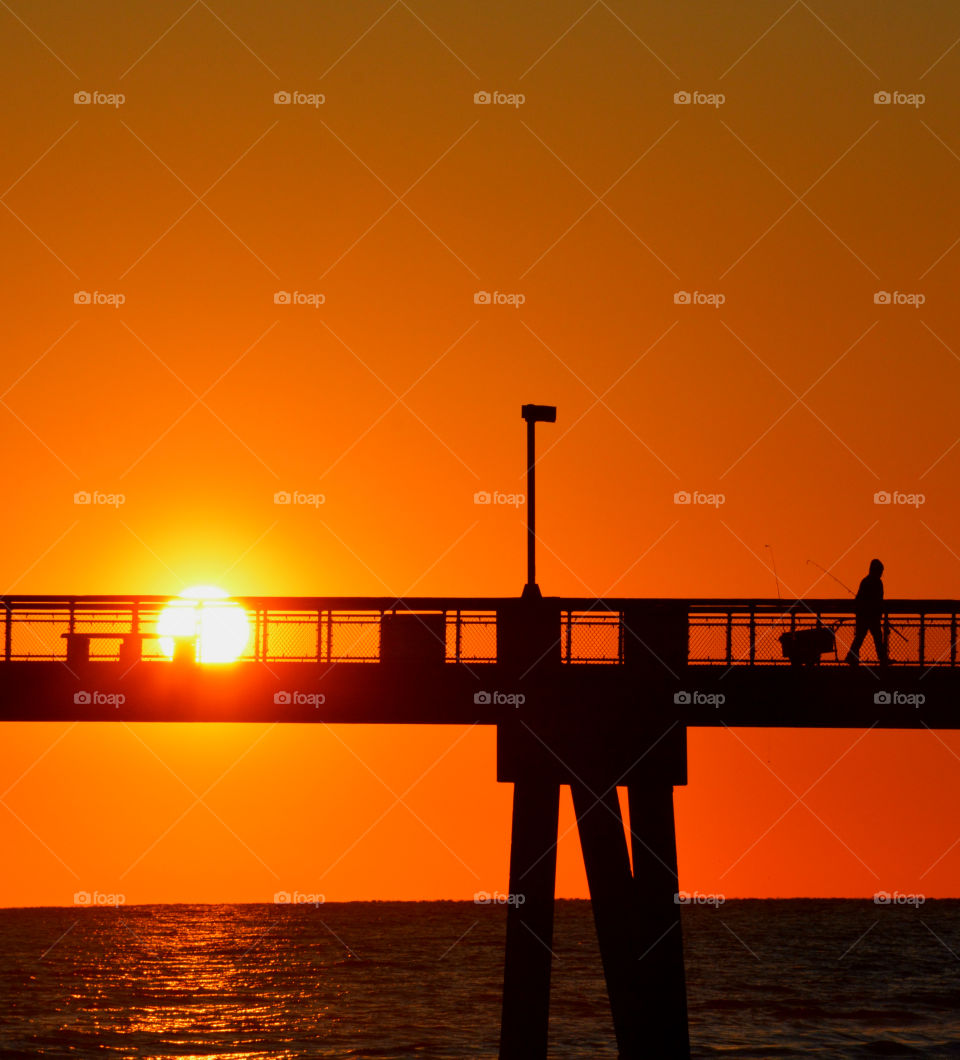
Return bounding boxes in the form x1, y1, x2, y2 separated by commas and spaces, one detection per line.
1, 407, 956, 1058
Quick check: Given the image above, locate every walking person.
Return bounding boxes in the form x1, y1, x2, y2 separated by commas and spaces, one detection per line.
845, 559, 887, 666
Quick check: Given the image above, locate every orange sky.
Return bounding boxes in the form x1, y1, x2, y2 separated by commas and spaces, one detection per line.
3, 1, 960, 904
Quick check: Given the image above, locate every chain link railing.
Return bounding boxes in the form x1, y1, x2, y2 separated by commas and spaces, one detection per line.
2, 597, 955, 668
560, 610, 623, 664
0, 599, 501, 665
688, 602, 960, 667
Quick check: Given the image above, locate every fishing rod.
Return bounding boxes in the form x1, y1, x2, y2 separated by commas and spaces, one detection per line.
806, 559, 908, 642
765, 545, 788, 630
805, 559, 855, 595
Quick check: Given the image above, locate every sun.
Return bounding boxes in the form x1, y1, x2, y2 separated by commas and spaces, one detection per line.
157, 586, 251, 663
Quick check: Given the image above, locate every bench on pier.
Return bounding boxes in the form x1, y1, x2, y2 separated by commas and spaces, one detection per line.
61, 632, 195, 666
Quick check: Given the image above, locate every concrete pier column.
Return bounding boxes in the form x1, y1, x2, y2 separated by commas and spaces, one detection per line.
628, 784, 690, 1059
571, 781, 646, 1058
499, 780, 561, 1059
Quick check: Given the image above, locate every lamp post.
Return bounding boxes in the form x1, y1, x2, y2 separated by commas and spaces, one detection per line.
520, 403, 557, 600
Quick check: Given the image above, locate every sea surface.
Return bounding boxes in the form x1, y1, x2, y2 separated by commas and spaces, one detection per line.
1, 899, 959, 1058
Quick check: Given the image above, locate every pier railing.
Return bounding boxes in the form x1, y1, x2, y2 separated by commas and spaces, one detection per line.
0, 596, 955, 668
687, 600, 960, 668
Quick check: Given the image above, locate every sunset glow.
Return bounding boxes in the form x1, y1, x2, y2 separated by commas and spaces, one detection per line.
157, 586, 250, 663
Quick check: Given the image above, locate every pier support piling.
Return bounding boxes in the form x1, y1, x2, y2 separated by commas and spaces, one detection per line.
571, 782, 646, 1058
628, 784, 690, 1059
499, 779, 561, 1060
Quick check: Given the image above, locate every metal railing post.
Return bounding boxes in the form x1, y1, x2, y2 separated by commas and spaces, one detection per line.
725, 610, 733, 666
951, 611, 957, 668
749, 606, 756, 666
918, 612, 925, 669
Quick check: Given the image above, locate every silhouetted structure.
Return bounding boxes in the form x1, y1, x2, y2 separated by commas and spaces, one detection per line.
0, 417, 954, 1056
1, 593, 957, 1057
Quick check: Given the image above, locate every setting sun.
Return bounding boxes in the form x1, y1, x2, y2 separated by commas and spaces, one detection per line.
156, 586, 251, 663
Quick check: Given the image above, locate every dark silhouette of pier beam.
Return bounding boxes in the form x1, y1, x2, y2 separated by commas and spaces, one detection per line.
628, 784, 690, 1057
572, 781, 646, 1055
496, 595, 691, 1058
499, 780, 560, 1059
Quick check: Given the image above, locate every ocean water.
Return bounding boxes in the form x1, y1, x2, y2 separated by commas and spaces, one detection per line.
1, 899, 959, 1058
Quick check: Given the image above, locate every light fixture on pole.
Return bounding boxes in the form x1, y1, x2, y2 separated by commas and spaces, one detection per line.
520, 403, 557, 600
